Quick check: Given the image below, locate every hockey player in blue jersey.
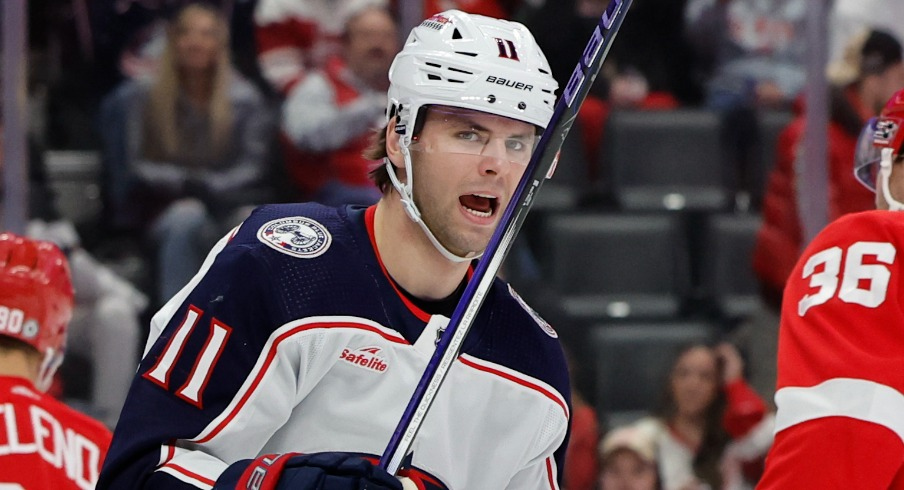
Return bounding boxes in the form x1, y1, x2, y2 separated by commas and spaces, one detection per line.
99, 9, 572, 490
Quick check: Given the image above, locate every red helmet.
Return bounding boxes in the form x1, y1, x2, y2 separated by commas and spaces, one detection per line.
854, 88, 904, 191
0, 232, 73, 388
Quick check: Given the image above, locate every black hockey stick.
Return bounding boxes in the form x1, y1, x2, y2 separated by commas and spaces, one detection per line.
380, 0, 633, 474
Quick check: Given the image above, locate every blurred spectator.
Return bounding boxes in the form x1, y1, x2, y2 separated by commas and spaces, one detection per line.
280, 5, 398, 205
638, 343, 773, 490
254, 0, 389, 199
685, 0, 807, 110
598, 422, 661, 490
254, 0, 389, 97
752, 30, 904, 313
829, 0, 904, 67
38, 0, 264, 151
88, 0, 259, 94
100, 2, 275, 302
684, 0, 808, 208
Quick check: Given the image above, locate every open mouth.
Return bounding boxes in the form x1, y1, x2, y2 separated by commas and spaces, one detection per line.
459, 193, 498, 218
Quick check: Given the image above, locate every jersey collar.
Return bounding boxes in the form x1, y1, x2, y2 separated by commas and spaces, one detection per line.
364, 205, 474, 323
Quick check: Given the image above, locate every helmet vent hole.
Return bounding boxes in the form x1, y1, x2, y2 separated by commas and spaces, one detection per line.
455, 51, 478, 57
426, 62, 442, 68
448, 79, 465, 84
452, 28, 463, 40
427, 74, 442, 81
539, 68, 550, 75
448, 67, 473, 75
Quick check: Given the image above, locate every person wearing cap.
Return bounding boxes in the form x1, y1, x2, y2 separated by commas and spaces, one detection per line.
757, 88, 904, 488
0, 232, 112, 488
599, 423, 661, 490
99, 9, 570, 490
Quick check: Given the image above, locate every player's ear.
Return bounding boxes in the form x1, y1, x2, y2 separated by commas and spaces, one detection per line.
385, 118, 404, 169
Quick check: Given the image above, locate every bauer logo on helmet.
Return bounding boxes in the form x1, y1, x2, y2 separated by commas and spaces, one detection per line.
485, 75, 533, 91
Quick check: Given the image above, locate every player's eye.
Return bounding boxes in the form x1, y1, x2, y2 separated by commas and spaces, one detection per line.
457, 130, 484, 143
506, 139, 527, 152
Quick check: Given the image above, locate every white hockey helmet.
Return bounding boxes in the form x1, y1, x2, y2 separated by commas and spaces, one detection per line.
384, 10, 558, 262
387, 9, 558, 143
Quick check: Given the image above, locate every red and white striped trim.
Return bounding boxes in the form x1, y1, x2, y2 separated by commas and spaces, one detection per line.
544, 457, 560, 490
774, 377, 904, 443
157, 464, 216, 489
191, 316, 408, 444
458, 353, 570, 420
157, 445, 222, 489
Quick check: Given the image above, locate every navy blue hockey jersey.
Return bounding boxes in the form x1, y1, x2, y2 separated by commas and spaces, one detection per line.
98, 203, 572, 489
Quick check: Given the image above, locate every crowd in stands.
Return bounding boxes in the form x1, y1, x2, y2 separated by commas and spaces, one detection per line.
7, 0, 904, 488
563, 342, 772, 490
100, 2, 274, 301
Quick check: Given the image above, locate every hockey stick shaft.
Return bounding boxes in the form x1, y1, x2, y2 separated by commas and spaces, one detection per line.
380, 0, 633, 474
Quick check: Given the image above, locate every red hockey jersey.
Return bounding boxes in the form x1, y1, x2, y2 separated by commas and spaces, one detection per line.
758, 210, 904, 489
0, 376, 112, 489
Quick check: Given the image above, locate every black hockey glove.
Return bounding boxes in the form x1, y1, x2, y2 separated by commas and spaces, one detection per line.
215, 451, 405, 490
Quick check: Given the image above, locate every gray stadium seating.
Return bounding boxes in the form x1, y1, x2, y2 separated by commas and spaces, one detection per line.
748, 110, 793, 209
540, 212, 691, 322
532, 118, 595, 211
602, 109, 730, 212
590, 320, 718, 425
44, 150, 103, 227
698, 212, 762, 324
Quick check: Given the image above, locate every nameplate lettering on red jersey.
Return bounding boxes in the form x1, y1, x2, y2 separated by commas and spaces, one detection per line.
0, 402, 102, 489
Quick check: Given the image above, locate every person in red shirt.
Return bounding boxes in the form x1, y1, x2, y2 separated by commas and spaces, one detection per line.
753, 29, 904, 308
279, 4, 399, 205
0, 232, 112, 489
756, 89, 904, 489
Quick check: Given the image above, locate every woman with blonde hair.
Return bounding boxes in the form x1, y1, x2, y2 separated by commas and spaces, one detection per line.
101, 2, 274, 303
142, 2, 236, 167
